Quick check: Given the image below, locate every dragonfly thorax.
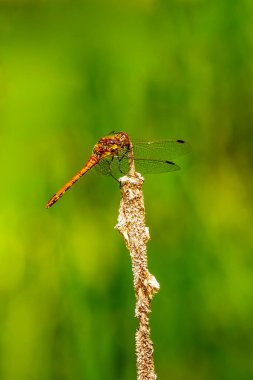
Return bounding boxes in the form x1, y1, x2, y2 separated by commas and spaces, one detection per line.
93, 132, 131, 158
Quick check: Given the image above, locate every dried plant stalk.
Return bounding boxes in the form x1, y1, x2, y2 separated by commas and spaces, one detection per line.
116, 171, 160, 380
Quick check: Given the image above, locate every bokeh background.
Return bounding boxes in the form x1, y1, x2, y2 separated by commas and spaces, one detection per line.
1, 1, 253, 379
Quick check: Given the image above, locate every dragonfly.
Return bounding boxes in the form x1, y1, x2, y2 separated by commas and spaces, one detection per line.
46, 131, 190, 208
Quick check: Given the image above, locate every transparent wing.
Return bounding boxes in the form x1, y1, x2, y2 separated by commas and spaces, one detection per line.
95, 156, 180, 176
134, 159, 180, 174
132, 139, 191, 161
95, 156, 130, 177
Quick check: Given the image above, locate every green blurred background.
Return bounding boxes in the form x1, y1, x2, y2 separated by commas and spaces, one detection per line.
1, 1, 253, 379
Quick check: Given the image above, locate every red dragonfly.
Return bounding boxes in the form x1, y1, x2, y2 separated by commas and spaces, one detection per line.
46, 131, 190, 208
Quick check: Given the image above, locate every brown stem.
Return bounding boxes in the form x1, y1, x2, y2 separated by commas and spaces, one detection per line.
116, 170, 160, 380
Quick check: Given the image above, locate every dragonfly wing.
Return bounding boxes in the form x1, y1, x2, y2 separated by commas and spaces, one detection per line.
96, 152, 182, 177
95, 156, 130, 177
132, 140, 191, 161
134, 158, 180, 174
96, 156, 180, 176
95, 159, 110, 175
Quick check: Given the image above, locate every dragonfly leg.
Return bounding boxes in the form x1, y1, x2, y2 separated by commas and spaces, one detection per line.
108, 156, 120, 182
109, 172, 120, 182
116, 156, 126, 174
116, 148, 131, 174
119, 150, 138, 178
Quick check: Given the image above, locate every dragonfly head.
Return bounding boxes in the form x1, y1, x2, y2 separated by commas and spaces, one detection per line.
114, 132, 130, 147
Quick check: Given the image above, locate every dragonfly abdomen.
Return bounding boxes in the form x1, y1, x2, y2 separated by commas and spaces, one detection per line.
46, 154, 99, 208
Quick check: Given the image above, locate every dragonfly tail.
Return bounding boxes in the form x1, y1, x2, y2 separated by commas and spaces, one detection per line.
46, 155, 99, 208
